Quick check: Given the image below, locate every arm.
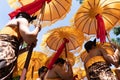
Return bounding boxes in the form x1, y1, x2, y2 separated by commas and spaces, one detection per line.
18, 18, 40, 44
100, 47, 118, 66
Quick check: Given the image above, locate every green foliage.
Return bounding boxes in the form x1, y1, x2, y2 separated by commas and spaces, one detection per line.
76, 0, 83, 4
113, 27, 120, 36
12, 76, 20, 80
112, 26, 120, 46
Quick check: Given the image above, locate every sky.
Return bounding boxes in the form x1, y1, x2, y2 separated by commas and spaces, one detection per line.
0, 0, 80, 52
0, 0, 117, 52
0, 1, 116, 79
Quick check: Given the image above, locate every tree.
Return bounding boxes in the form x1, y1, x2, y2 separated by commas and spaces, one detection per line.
113, 27, 120, 36
76, 0, 83, 4
112, 26, 120, 46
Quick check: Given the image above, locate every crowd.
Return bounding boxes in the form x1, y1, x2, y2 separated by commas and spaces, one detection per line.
0, 12, 120, 80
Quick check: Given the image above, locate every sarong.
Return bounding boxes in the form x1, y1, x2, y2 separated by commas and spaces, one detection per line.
0, 34, 20, 79
88, 62, 117, 80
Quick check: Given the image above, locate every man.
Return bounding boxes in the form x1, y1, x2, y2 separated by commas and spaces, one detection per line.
44, 58, 73, 80
0, 12, 40, 79
84, 39, 118, 80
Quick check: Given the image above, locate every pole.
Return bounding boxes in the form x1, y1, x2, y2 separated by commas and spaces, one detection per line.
20, 44, 34, 80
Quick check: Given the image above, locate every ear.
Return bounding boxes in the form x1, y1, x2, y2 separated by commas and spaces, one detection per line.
93, 38, 96, 46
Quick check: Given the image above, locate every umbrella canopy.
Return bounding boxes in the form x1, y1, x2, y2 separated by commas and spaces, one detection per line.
45, 51, 76, 66
80, 42, 114, 62
74, 0, 120, 34
74, 0, 120, 42
13, 51, 48, 80
41, 26, 85, 51
7, 0, 72, 26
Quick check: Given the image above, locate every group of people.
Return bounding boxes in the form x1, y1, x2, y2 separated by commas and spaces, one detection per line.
37, 58, 73, 80
0, 11, 120, 80
83, 39, 120, 80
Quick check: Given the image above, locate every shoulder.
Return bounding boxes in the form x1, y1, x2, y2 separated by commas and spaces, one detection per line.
17, 18, 28, 23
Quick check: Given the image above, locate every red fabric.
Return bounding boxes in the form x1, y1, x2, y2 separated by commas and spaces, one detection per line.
47, 38, 69, 69
9, 0, 51, 19
95, 14, 106, 43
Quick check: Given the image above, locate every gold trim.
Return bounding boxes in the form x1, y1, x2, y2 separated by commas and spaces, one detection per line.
86, 56, 106, 68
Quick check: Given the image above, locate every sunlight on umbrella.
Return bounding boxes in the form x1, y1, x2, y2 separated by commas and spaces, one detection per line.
74, 0, 120, 42
13, 51, 48, 80
7, 0, 72, 26
41, 26, 85, 52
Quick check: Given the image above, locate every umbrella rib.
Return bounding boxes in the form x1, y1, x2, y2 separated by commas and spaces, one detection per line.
96, 0, 100, 7
99, 0, 108, 7
65, 0, 71, 4
94, 0, 95, 7
56, 38, 63, 50
88, 18, 93, 34
94, 18, 97, 34
75, 14, 89, 27
47, 36, 59, 49
52, 1, 61, 17
55, 0, 67, 16
48, 3, 52, 21
102, 16, 114, 26
103, 11, 120, 19
82, 6, 91, 11
81, 17, 90, 33
77, 11, 89, 15
56, 0, 69, 11
69, 36, 80, 50
103, 1, 120, 8
40, 3, 46, 21
87, 0, 93, 9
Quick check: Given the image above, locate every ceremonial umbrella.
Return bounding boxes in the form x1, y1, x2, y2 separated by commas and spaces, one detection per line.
7, 0, 72, 26
42, 26, 85, 51
41, 26, 85, 69
13, 51, 48, 80
74, 0, 120, 42
8, 0, 72, 79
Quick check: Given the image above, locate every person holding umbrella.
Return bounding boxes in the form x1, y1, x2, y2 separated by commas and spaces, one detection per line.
44, 58, 73, 80
83, 39, 118, 80
0, 12, 40, 79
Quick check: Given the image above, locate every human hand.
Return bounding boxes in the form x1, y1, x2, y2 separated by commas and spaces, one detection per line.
65, 60, 71, 66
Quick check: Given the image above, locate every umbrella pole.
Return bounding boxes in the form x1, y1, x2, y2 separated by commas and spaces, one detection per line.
106, 33, 116, 51
64, 43, 68, 58
20, 44, 34, 80
64, 40, 69, 72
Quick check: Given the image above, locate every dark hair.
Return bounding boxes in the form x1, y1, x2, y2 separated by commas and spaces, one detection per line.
16, 12, 36, 23
38, 66, 48, 76
84, 39, 96, 53
54, 58, 65, 65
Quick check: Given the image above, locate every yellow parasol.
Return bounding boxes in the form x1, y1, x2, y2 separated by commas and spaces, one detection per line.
41, 26, 85, 51
41, 26, 85, 69
74, 0, 120, 42
7, 0, 72, 26
13, 51, 48, 80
